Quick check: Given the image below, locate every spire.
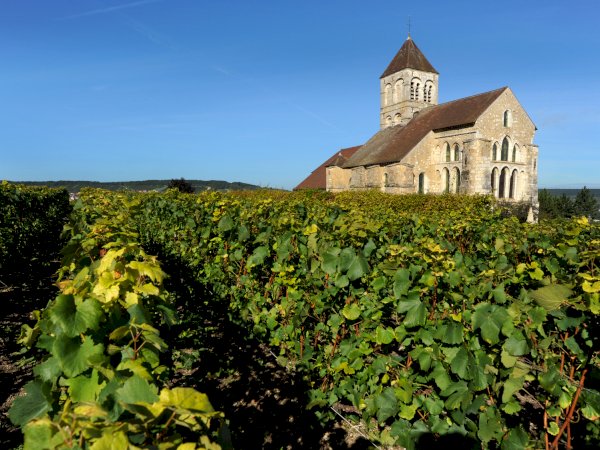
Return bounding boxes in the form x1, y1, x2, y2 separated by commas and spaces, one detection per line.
380, 38, 438, 79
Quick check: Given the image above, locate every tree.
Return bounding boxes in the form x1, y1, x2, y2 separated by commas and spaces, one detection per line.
167, 178, 195, 193
538, 190, 575, 219
538, 189, 559, 219
573, 186, 599, 219
556, 194, 575, 218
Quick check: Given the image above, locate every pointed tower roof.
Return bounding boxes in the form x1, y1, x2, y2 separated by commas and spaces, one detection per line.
380, 36, 438, 78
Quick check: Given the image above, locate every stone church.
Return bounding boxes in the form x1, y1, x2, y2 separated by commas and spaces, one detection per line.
295, 36, 539, 208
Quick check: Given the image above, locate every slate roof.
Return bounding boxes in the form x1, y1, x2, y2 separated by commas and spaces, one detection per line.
342, 87, 508, 168
294, 146, 362, 190
381, 37, 438, 78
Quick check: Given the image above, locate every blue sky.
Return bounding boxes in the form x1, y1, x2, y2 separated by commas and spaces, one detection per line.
1, 0, 599, 189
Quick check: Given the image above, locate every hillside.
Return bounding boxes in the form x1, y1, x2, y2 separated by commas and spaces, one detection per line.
10, 179, 262, 193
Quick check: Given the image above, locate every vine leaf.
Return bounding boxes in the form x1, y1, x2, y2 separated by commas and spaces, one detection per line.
8, 381, 52, 426
48, 295, 103, 337
342, 303, 361, 321
65, 369, 105, 403
116, 375, 159, 404
54, 336, 104, 378
375, 326, 395, 345
529, 284, 572, 311
375, 387, 399, 422
159, 387, 215, 413
472, 303, 509, 345
89, 430, 129, 450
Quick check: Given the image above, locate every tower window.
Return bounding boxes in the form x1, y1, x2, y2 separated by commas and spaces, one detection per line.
445, 143, 451, 162
512, 144, 517, 162
454, 144, 460, 161
410, 81, 415, 100
384, 84, 392, 106
394, 79, 403, 103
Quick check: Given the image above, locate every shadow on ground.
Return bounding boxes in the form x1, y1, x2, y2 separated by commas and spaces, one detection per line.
0, 283, 55, 449
159, 254, 372, 450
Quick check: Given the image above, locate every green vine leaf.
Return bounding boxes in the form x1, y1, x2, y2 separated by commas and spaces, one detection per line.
529, 284, 572, 311
8, 381, 52, 427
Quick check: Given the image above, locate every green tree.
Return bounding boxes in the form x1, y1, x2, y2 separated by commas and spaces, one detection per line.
574, 186, 599, 219
556, 194, 575, 218
167, 178, 195, 193
538, 189, 558, 219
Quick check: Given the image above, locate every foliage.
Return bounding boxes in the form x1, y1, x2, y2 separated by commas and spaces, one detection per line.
0, 181, 71, 284
7, 187, 599, 449
16, 179, 261, 194
574, 186, 599, 219
168, 178, 195, 194
133, 189, 600, 449
9, 189, 226, 449
539, 187, 599, 220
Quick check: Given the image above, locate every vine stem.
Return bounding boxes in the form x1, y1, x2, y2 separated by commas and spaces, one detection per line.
550, 366, 589, 449
156, 410, 177, 442
544, 401, 549, 450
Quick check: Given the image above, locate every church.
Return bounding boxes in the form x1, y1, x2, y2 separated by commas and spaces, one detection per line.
295, 36, 539, 209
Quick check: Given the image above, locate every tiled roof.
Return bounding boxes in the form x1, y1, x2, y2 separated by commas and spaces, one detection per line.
343, 87, 507, 168
294, 146, 362, 190
381, 37, 438, 78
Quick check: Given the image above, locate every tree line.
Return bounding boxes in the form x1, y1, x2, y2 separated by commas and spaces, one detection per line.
539, 186, 599, 220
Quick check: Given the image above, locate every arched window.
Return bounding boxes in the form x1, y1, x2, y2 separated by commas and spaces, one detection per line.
499, 167, 509, 198
491, 168, 498, 197
415, 83, 420, 101
453, 168, 461, 193
501, 137, 509, 161
509, 170, 517, 199
445, 143, 451, 162
492, 143, 498, 161
512, 144, 517, 162
443, 168, 450, 193
384, 172, 389, 187
503, 110, 512, 127
384, 84, 392, 106
393, 80, 403, 103
386, 116, 392, 127
423, 82, 433, 103
410, 81, 416, 100
454, 144, 460, 161
418, 172, 425, 194
393, 113, 401, 125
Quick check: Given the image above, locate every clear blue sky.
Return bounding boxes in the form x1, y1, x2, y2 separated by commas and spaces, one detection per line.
1, 0, 599, 189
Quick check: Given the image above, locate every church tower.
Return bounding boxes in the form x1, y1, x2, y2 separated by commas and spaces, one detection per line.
380, 36, 439, 128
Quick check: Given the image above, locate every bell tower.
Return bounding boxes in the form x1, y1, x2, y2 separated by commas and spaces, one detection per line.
380, 36, 439, 128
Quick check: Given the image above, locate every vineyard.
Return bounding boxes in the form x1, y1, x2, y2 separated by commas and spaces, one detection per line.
2, 184, 599, 449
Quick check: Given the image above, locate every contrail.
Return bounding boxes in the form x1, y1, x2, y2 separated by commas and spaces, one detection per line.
61, 0, 163, 20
